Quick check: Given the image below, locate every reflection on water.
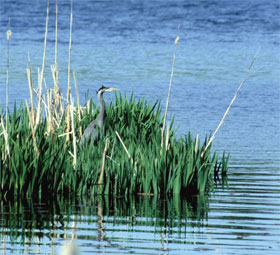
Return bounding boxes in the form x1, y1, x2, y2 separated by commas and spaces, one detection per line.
0, 166, 278, 255
0, 0, 279, 254
0, 195, 210, 254
0, 167, 278, 255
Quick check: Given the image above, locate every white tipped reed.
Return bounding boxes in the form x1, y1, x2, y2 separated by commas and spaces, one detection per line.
202, 49, 260, 156
161, 25, 180, 148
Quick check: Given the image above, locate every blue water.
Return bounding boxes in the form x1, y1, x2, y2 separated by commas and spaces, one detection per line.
0, 0, 279, 254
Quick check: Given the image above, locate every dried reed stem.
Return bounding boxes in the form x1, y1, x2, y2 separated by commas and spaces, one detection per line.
53, 0, 60, 112
70, 97, 77, 168
58, 131, 73, 138
6, 28, 11, 132
51, 65, 62, 118
0, 117, 10, 159
66, 0, 73, 141
55, 0, 58, 71
115, 131, 137, 172
115, 131, 133, 163
202, 49, 260, 156
165, 124, 170, 151
25, 100, 39, 156
98, 138, 110, 186
161, 25, 180, 148
47, 89, 53, 134
36, 0, 50, 127
4, 25, 12, 160
195, 134, 199, 153
27, 53, 35, 126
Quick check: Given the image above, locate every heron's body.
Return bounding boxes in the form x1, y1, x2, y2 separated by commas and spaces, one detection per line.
80, 86, 119, 145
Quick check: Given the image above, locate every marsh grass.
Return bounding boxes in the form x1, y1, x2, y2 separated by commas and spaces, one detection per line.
0, 2, 229, 201
0, 93, 229, 201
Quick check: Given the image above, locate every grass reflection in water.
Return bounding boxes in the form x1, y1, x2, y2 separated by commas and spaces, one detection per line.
0, 195, 215, 253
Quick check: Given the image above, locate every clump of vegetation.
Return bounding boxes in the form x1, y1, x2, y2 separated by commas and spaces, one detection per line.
0, 93, 229, 201
0, 0, 231, 202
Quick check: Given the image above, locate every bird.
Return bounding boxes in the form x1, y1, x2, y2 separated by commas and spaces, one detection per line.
79, 85, 119, 145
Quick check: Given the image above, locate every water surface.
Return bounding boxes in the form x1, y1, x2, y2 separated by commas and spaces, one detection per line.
0, 0, 279, 254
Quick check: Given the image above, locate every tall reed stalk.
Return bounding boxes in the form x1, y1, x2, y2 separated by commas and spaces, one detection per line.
161, 25, 180, 148
73, 71, 82, 136
6, 28, 11, 132
202, 49, 259, 155
52, 0, 60, 111
98, 138, 110, 191
36, 0, 50, 128
66, 0, 73, 141
4, 28, 12, 159
27, 54, 35, 126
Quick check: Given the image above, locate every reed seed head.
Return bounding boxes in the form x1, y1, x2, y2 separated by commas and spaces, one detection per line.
6, 30, 12, 40
175, 36, 179, 45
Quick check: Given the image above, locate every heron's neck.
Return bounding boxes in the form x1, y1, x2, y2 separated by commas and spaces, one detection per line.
98, 93, 105, 126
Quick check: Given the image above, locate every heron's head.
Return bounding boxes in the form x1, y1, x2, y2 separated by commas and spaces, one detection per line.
97, 85, 119, 95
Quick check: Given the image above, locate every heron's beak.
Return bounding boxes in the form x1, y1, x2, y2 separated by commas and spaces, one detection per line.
107, 87, 119, 92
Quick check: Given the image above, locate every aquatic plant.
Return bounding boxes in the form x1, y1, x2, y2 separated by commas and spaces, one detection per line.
0, 93, 228, 201
0, 0, 229, 201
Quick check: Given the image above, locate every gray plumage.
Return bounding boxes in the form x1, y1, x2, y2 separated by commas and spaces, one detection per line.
80, 86, 119, 145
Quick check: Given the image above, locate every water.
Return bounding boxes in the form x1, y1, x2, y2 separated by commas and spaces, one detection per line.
0, 0, 279, 254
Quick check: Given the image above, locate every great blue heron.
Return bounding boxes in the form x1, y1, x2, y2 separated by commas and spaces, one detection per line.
79, 85, 119, 145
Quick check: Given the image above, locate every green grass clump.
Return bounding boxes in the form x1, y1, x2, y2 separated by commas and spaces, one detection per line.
0, 93, 228, 201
